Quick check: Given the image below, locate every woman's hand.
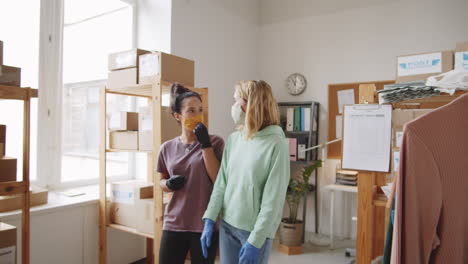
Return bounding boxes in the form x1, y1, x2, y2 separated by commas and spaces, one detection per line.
200, 218, 215, 259
194, 123, 212, 149
165, 175, 186, 191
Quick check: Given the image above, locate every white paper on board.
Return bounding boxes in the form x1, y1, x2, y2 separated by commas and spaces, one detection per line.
336, 115, 343, 139
341, 104, 392, 172
337, 89, 355, 114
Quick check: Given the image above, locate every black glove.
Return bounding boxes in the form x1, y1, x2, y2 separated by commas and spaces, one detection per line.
166, 175, 186, 191
193, 123, 212, 149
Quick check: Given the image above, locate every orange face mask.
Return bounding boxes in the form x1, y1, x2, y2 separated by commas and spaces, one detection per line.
182, 115, 204, 131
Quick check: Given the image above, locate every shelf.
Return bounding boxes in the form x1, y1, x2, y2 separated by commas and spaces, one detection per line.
285, 131, 310, 135
290, 160, 310, 164
105, 80, 194, 98
106, 84, 153, 98
106, 148, 152, 153
0, 85, 38, 100
108, 224, 153, 239
0, 181, 28, 196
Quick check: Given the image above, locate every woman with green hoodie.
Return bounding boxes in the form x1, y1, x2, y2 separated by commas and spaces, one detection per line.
200, 80, 290, 264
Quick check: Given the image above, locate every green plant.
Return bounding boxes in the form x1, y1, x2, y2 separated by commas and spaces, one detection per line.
285, 160, 322, 224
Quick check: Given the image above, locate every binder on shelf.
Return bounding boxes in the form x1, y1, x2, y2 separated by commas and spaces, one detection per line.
297, 136, 309, 161
300, 107, 305, 131
294, 107, 301, 131
286, 108, 294, 131
303, 107, 311, 132
298, 144, 306, 161
288, 138, 297, 161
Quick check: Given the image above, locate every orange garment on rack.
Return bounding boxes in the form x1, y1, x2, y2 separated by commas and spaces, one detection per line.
393, 94, 468, 263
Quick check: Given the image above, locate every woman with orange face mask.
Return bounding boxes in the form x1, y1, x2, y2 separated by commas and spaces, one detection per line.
157, 83, 224, 264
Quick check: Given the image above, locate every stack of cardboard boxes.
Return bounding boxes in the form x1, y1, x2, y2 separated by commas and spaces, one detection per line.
107, 49, 195, 151
0, 41, 21, 87
107, 49, 195, 235
0, 124, 48, 212
395, 41, 468, 83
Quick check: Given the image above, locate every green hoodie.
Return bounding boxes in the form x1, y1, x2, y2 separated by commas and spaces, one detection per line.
203, 125, 290, 248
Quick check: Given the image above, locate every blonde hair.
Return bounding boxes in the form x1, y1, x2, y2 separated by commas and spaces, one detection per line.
235, 80, 280, 139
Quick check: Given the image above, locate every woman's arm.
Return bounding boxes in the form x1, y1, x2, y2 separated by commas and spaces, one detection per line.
159, 172, 173, 193
247, 140, 290, 248
202, 148, 221, 182
203, 136, 230, 221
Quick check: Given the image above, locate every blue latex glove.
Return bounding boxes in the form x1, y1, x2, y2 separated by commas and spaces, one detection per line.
200, 219, 215, 259
239, 242, 260, 264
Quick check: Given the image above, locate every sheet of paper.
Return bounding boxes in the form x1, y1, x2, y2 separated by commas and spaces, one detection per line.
381, 183, 393, 198
335, 115, 343, 139
342, 104, 392, 172
337, 89, 355, 114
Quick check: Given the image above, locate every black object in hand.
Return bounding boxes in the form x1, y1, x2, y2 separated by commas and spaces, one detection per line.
193, 123, 212, 149
166, 175, 186, 191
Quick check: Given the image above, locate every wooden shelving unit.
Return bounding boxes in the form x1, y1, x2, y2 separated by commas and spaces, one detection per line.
278, 101, 320, 237
0, 85, 37, 264
99, 81, 208, 263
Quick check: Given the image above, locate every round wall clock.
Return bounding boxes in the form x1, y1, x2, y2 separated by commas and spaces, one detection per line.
286, 73, 307, 95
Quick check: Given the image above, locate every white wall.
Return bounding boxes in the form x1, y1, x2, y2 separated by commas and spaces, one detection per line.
137, 0, 172, 53
1, 203, 145, 264
258, 0, 468, 238
170, 0, 260, 139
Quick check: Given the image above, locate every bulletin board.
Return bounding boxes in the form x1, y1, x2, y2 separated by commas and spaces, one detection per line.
327, 80, 395, 159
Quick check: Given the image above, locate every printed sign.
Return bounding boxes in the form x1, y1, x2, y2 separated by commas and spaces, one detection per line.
455, 52, 468, 71
398, 52, 443, 76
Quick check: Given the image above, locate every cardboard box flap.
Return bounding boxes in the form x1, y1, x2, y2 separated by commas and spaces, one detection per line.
108, 49, 150, 71
456, 42, 468, 52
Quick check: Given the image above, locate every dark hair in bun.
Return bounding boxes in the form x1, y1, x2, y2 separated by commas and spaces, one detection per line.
170, 83, 202, 114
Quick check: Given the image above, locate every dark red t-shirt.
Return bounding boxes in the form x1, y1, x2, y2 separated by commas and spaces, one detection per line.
157, 135, 224, 232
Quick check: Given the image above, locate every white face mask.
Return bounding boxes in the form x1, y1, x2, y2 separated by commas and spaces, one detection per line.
231, 103, 245, 125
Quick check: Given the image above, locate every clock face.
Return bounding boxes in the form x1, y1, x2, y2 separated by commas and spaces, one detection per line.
286, 73, 307, 95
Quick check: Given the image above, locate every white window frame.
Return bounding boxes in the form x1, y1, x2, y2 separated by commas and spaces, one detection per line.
37, 0, 138, 190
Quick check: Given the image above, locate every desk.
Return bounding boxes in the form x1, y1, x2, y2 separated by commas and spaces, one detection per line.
325, 184, 358, 249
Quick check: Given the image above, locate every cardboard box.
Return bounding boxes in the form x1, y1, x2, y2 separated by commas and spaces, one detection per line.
392, 109, 433, 128
138, 107, 153, 151
0, 40, 3, 65
136, 198, 155, 235
109, 131, 138, 150
0, 157, 16, 183
110, 181, 153, 228
0, 222, 16, 264
396, 51, 453, 83
0, 65, 21, 87
455, 41, 468, 71
108, 112, 138, 131
107, 67, 138, 90
108, 49, 150, 71
0, 125, 5, 157
0, 187, 48, 212
139, 52, 195, 86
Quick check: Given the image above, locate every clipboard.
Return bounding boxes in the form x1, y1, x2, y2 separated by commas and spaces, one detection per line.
341, 104, 392, 172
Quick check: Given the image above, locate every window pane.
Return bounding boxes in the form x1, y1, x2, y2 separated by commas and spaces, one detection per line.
62, 1, 133, 182
0, 0, 39, 181
63, 6, 133, 83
